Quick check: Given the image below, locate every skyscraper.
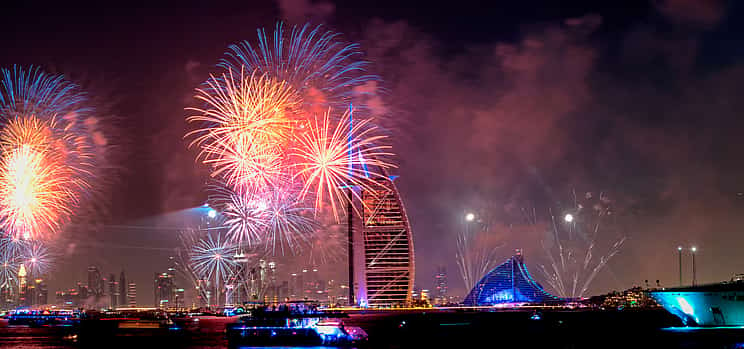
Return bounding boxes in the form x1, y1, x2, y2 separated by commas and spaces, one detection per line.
434, 266, 448, 304
18, 264, 27, 306
87, 266, 102, 298
350, 178, 415, 307
154, 272, 174, 308
35, 279, 47, 305
109, 273, 118, 309
119, 271, 127, 307
127, 282, 137, 307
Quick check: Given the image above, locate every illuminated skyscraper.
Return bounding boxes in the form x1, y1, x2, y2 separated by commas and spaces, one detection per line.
127, 282, 137, 307
154, 272, 174, 308
434, 266, 448, 304
350, 177, 415, 307
18, 264, 27, 305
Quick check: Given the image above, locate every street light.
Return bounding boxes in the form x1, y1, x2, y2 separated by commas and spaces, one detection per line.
207, 209, 217, 219
465, 213, 475, 222
677, 246, 683, 286
691, 246, 697, 286
564, 214, 574, 223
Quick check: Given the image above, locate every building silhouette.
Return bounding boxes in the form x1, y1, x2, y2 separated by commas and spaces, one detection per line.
119, 271, 127, 307
108, 273, 118, 308
87, 266, 103, 298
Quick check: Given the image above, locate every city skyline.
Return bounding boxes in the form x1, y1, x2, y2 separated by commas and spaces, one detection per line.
0, 0, 742, 303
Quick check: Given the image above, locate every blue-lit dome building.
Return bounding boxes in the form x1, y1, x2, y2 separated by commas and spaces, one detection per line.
463, 251, 562, 306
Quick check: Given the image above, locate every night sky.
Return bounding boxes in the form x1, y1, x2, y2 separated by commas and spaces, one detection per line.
1, 0, 744, 305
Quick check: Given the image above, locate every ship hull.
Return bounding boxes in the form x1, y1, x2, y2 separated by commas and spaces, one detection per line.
651, 288, 744, 326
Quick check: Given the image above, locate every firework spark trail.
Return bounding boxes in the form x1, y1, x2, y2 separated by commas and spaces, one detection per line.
220, 23, 379, 115
0, 66, 102, 240
456, 228, 501, 291
538, 191, 626, 298
292, 109, 395, 221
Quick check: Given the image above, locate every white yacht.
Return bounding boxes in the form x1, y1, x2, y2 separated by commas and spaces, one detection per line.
650, 276, 744, 326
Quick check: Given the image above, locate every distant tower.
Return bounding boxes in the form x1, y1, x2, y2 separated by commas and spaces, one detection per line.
434, 266, 448, 304
108, 273, 117, 309
18, 264, 27, 305
127, 282, 137, 307
87, 266, 102, 298
119, 271, 127, 306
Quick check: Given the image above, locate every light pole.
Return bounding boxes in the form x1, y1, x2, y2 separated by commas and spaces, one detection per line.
677, 246, 683, 286
691, 246, 697, 286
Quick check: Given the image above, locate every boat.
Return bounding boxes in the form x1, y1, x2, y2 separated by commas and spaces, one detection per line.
6, 308, 79, 327
650, 277, 744, 326
225, 302, 367, 348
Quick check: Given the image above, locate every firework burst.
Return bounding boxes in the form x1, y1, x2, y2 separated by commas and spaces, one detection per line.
213, 185, 268, 248
220, 23, 379, 115
0, 236, 22, 289
262, 189, 315, 256
190, 232, 238, 285
188, 22, 395, 259
0, 118, 78, 239
22, 240, 52, 277
187, 70, 300, 194
292, 109, 395, 221
0, 66, 102, 240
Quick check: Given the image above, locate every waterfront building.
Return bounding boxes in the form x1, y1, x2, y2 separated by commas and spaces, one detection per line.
349, 177, 415, 307
463, 251, 561, 306
600, 287, 660, 309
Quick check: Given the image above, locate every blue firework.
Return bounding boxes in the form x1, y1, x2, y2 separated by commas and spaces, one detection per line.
0, 235, 23, 289
0, 65, 89, 120
220, 22, 380, 115
262, 188, 315, 257
190, 232, 237, 285
22, 241, 52, 277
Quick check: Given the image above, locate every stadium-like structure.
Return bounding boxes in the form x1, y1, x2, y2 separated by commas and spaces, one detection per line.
463, 251, 561, 306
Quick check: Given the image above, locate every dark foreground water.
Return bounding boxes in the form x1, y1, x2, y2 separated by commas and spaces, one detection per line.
1, 309, 744, 349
